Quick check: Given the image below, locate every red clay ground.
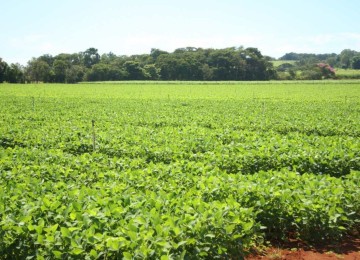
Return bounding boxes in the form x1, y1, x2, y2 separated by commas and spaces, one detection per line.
246, 236, 360, 260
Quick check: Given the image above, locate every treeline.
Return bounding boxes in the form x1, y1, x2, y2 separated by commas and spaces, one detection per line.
0, 47, 276, 83
276, 49, 360, 80
0, 47, 359, 83
279, 49, 360, 69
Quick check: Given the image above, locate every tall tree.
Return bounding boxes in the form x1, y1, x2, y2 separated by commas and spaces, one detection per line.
244, 47, 269, 80
150, 48, 168, 62
0, 58, 9, 83
82, 48, 100, 68
351, 56, 360, 69
123, 61, 146, 80
26, 58, 52, 83
53, 59, 69, 83
208, 47, 243, 80
38, 54, 54, 67
65, 65, 85, 83
101, 52, 117, 64
6, 63, 25, 83
339, 49, 358, 68
143, 64, 160, 80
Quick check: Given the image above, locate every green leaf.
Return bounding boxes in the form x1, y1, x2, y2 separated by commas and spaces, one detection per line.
34, 225, 43, 235
27, 224, 35, 231
123, 252, 132, 260
225, 224, 235, 234
69, 211, 77, 220
128, 223, 138, 232
173, 226, 181, 236
20, 215, 32, 223
42, 197, 51, 208
61, 227, 71, 238
71, 248, 84, 255
69, 227, 80, 232
176, 240, 187, 248
127, 231, 137, 241
53, 251, 62, 259
37, 234, 44, 244
38, 218, 45, 227
155, 224, 162, 236
243, 221, 253, 232
45, 234, 55, 243
72, 201, 82, 211
47, 223, 58, 233
90, 249, 97, 258
106, 237, 123, 251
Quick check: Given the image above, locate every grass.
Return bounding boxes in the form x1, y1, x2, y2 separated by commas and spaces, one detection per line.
335, 69, 360, 79
271, 60, 297, 67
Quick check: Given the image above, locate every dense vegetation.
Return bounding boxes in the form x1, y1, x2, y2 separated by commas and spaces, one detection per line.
1, 47, 359, 83
275, 49, 360, 80
279, 49, 360, 69
0, 82, 359, 259
0, 47, 275, 83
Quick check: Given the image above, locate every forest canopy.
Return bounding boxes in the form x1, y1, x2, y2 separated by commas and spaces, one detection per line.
1, 47, 359, 83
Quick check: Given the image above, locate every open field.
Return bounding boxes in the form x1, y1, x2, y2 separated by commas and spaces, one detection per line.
270, 60, 297, 67
0, 81, 359, 259
336, 69, 360, 79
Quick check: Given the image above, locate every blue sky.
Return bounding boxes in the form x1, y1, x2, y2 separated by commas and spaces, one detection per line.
1, 0, 360, 65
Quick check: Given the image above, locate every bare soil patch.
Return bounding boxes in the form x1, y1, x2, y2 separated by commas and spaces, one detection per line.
246, 236, 360, 260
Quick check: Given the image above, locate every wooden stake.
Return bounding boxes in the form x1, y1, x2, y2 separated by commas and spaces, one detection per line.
92, 119, 96, 151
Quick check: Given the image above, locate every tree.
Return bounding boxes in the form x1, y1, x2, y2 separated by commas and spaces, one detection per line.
69, 53, 83, 66
317, 63, 335, 79
244, 47, 270, 80
326, 56, 338, 67
201, 64, 214, 80
82, 48, 100, 68
143, 64, 160, 80
65, 65, 85, 83
351, 56, 360, 69
150, 48, 168, 62
85, 63, 127, 81
53, 59, 69, 83
101, 52, 117, 64
6, 63, 25, 83
207, 48, 239, 80
299, 67, 322, 80
156, 54, 177, 80
123, 61, 146, 80
85, 63, 110, 81
339, 49, 358, 68
38, 54, 54, 67
26, 58, 52, 82
0, 58, 9, 83
276, 63, 296, 80
277, 63, 295, 72
279, 52, 301, 60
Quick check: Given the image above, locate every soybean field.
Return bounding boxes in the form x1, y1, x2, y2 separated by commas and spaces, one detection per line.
0, 81, 359, 259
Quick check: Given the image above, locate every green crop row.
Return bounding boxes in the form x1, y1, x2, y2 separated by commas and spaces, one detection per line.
0, 82, 359, 258
2, 129, 357, 177
1, 149, 359, 258
1, 96, 359, 177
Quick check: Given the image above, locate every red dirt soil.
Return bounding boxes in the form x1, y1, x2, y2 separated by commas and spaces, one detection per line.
246, 236, 360, 260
